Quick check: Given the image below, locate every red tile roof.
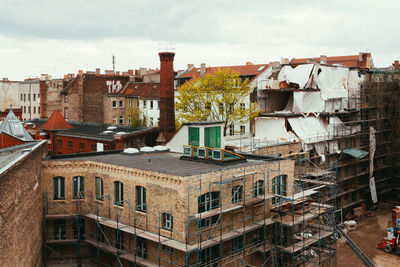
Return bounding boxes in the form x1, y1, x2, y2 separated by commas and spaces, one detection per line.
290, 53, 372, 69
178, 64, 269, 83
40, 110, 72, 131
122, 82, 160, 99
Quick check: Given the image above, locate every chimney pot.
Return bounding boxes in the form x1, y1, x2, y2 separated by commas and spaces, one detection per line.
394, 60, 399, 70
78, 70, 83, 75
116, 71, 120, 75
200, 63, 206, 74
187, 64, 194, 70
96, 68, 100, 75
246, 62, 253, 65
320, 55, 328, 64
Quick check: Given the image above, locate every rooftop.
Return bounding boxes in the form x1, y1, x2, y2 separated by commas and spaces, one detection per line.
48, 151, 269, 177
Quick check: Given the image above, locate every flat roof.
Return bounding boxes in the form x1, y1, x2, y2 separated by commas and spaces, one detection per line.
49, 151, 269, 177
0, 141, 45, 175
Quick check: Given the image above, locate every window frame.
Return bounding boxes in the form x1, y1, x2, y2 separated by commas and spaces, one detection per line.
53, 176, 65, 200
115, 181, 124, 206
73, 176, 85, 199
54, 219, 66, 240
232, 185, 243, 204
112, 100, 117, 108
254, 180, 264, 197
162, 213, 173, 231
136, 186, 147, 212
116, 229, 124, 250
96, 177, 103, 201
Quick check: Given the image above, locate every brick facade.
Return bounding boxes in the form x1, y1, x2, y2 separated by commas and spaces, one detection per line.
0, 141, 47, 266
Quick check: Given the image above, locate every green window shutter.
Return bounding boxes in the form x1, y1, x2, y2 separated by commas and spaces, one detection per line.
188, 127, 199, 146
204, 127, 221, 148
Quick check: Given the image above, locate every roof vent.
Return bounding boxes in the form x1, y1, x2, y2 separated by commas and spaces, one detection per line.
116, 131, 127, 135
154, 145, 168, 151
107, 126, 117, 130
140, 146, 155, 153
123, 148, 139, 154
101, 130, 114, 135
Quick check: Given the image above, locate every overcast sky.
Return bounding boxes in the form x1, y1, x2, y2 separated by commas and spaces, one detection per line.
0, 0, 399, 80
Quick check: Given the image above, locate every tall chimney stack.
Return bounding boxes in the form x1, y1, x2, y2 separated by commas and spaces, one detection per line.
156, 52, 175, 144
394, 60, 399, 70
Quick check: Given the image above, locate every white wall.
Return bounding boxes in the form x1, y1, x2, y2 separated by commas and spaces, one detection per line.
0, 81, 20, 112
139, 99, 160, 127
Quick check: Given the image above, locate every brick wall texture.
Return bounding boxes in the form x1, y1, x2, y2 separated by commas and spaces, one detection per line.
0, 142, 47, 266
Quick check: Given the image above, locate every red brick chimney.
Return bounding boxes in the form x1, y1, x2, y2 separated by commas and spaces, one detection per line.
156, 52, 175, 144
394, 60, 399, 70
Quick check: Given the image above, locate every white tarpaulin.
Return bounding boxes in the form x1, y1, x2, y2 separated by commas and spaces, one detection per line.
254, 117, 298, 142
288, 117, 329, 144
327, 117, 361, 136
292, 91, 325, 113
278, 64, 314, 89
369, 126, 377, 203
314, 65, 349, 99
348, 69, 364, 97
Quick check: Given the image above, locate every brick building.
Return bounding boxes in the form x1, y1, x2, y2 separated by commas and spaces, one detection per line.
0, 108, 34, 149
28, 110, 158, 155
0, 140, 47, 266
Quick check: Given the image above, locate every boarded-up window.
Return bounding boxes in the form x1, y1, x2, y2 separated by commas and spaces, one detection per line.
204, 127, 220, 148
188, 127, 199, 146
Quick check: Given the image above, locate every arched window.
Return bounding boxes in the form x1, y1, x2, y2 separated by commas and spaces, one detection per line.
53, 176, 65, 200
254, 180, 264, 197
136, 186, 146, 212
115, 181, 124, 206
73, 176, 84, 199
272, 175, 287, 204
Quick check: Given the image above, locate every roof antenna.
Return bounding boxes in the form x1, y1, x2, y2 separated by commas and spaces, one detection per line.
112, 54, 116, 74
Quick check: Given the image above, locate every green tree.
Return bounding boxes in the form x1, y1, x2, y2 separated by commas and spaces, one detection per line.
176, 69, 259, 136
127, 107, 148, 128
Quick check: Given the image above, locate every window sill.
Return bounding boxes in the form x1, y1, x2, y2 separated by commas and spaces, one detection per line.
136, 210, 147, 215
54, 199, 66, 202
95, 199, 105, 204
72, 198, 85, 201
114, 205, 124, 210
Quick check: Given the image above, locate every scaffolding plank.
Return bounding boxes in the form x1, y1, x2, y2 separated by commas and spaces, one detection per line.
46, 239, 78, 244
85, 214, 194, 252
120, 253, 165, 267
274, 207, 328, 226
295, 178, 334, 186
45, 214, 78, 219
278, 230, 333, 253
85, 238, 117, 254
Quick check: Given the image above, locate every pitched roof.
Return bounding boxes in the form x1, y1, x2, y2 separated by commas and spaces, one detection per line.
0, 109, 33, 141
178, 64, 269, 83
122, 82, 160, 99
40, 110, 73, 131
289, 53, 372, 69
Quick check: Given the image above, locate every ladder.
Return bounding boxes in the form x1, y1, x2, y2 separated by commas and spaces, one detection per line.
335, 225, 375, 267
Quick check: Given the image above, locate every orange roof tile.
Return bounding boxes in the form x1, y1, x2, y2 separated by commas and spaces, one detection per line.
179, 64, 269, 83
40, 110, 72, 131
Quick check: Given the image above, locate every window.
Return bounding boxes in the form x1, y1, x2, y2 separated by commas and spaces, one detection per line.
150, 117, 153, 126
96, 177, 103, 201
73, 218, 85, 239
53, 177, 65, 200
73, 176, 84, 199
143, 100, 146, 108
33, 94, 36, 101
137, 237, 147, 258
119, 116, 124, 124
162, 245, 173, 254
23, 106, 26, 113
272, 175, 287, 204
240, 125, 245, 134
112, 100, 117, 108
188, 127, 200, 146
20, 94, 23, 101
150, 100, 154, 109
128, 115, 132, 124
119, 100, 123, 108
91, 144, 96, 151
24, 94, 26, 102
64, 95, 68, 103
229, 124, 235, 136
157, 101, 160, 110
28, 94, 30, 101
162, 213, 173, 231
232, 236, 243, 253
136, 99, 140, 108
64, 107, 68, 119
198, 192, 220, 227
54, 220, 66, 240
254, 180, 264, 197
68, 141, 73, 149
38, 107, 40, 114
57, 139, 62, 147
115, 181, 124, 206
204, 127, 221, 148
28, 106, 31, 113
232, 185, 243, 203
136, 186, 146, 212
97, 224, 104, 242
200, 245, 220, 266
33, 106, 36, 114
116, 230, 124, 250
79, 142, 85, 150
